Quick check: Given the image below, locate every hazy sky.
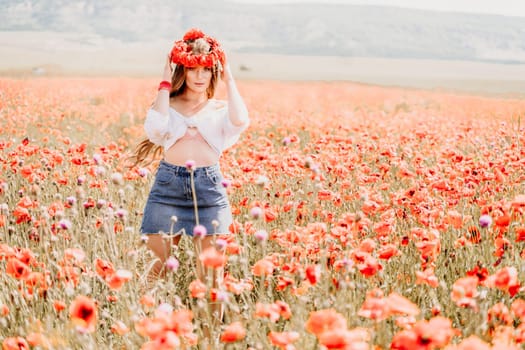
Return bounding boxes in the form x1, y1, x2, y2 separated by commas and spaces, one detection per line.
230, 0, 525, 17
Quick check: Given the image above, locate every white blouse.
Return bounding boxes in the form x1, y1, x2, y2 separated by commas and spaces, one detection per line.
144, 99, 249, 155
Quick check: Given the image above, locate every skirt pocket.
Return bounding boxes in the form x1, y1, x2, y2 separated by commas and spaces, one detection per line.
155, 168, 174, 185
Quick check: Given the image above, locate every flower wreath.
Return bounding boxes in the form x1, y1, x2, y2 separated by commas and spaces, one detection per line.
170, 28, 226, 68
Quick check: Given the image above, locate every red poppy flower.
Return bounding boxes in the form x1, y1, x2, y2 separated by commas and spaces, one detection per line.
26, 332, 51, 348
53, 300, 67, 312
318, 328, 370, 350
255, 303, 282, 323
252, 259, 275, 276
94, 258, 115, 279
268, 331, 300, 348
13, 207, 31, 224
515, 227, 525, 242
305, 264, 321, 285
358, 288, 389, 321
2, 337, 29, 350
69, 295, 98, 333
189, 279, 207, 298
6, 258, 31, 280
451, 276, 479, 309
487, 302, 512, 326
378, 244, 401, 260
391, 317, 457, 349
445, 335, 491, 350
199, 247, 226, 269
511, 299, 525, 321
484, 266, 520, 296
305, 309, 347, 336
183, 28, 205, 41
105, 269, 133, 291
220, 321, 246, 343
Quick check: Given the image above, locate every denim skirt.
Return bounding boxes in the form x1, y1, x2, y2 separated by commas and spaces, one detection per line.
140, 160, 233, 236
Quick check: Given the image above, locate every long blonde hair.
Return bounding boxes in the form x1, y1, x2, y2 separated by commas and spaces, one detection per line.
129, 38, 220, 168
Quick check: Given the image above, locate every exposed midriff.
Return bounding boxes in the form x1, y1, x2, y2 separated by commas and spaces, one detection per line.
163, 127, 219, 167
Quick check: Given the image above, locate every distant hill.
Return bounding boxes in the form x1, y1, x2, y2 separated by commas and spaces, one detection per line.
1, 0, 525, 63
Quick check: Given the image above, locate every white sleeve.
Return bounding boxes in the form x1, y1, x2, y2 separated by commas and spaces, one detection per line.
222, 106, 249, 150
144, 108, 169, 146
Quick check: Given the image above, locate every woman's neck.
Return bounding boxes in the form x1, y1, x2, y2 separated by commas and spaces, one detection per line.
178, 91, 208, 104
170, 91, 210, 117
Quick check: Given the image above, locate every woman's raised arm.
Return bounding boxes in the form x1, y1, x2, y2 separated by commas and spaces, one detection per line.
151, 54, 173, 116
222, 62, 249, 127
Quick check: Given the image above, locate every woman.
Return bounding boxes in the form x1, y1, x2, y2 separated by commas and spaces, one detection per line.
132, 28, 249, 279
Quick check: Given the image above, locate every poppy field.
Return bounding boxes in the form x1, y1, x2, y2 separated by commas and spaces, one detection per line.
1, 77, 525, 349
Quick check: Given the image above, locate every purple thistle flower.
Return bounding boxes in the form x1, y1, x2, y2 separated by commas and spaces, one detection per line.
138, 168, 149, 177
215, 290, 229, 302
479, 215, 492, 228
185, 159, 196, 170
59, 219, 72, 230
250, 206, 263, 219
115, 208, 128, 219
166, 256, 179, 271
95, 166, 106, 176
193, 224, 207, 237
93, 153, 102, 165
66, 196, 77, 206
255, 229, 268, 242
97, 199, 106, 209
77, 176, 86, 185
216, 238, 228, 251
156, 303, 173, 315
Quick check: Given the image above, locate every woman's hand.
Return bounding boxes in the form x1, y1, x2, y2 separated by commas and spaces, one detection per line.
219, 52, 233, 83
162, 53, 173, 82
221, 62, 234, 87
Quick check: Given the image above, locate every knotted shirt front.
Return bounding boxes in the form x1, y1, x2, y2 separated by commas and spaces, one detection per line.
144, 99, 249, 155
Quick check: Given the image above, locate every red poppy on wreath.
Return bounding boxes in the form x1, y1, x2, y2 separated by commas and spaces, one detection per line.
183, 28, 206, 41
170, 28, 226, 68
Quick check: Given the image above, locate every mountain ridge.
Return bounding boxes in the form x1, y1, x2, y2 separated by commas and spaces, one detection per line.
1, 0, 525, 63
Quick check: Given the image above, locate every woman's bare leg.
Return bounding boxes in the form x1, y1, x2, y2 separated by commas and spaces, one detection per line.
146, 234, 181, 280
145, 233, 224, 348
